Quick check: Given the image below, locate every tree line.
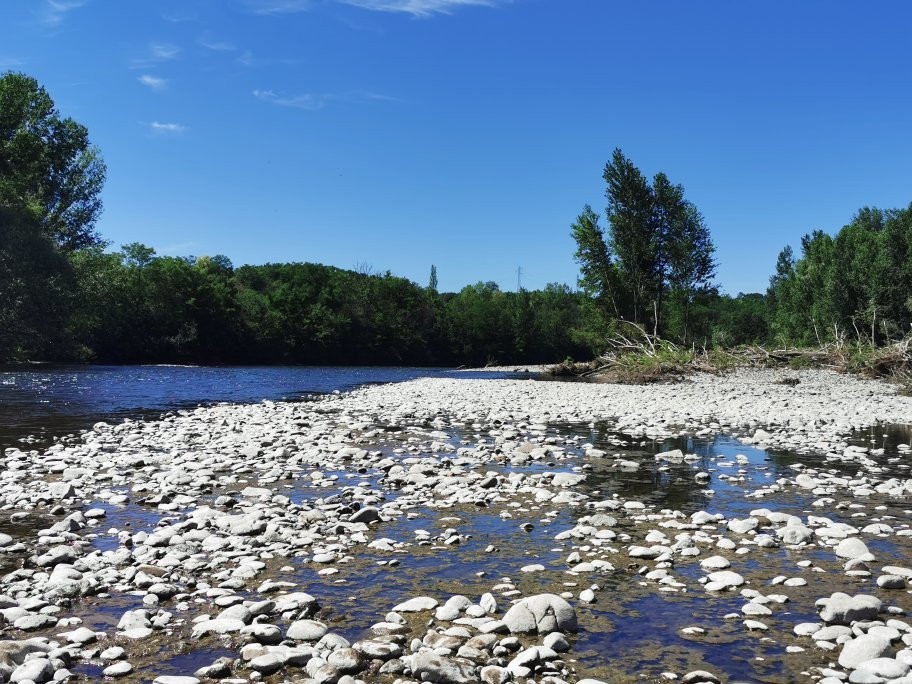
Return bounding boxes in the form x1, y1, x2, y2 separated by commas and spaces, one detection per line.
0, 72, 593, 365
767, 205, 912, 346
2, 72, 909, 366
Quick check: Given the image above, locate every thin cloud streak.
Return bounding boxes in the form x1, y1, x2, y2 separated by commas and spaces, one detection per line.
253, 89, 397, 110
131, 43, 180, 69
149, 121, 186, 134
138, 74, 167, 90
41, 0, 87, 27
200, 38, 236, 52
150, 43, 180, 60
339, 0, 502, 16
243, 0, 501, 15
245, 0, 312, 14
253, 89, 327, 110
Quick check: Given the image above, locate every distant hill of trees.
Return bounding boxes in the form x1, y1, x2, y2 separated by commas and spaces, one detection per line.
2, 72, 909, 366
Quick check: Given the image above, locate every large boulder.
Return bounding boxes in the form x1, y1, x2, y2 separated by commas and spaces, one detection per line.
10, 658, 54, 683
502, 594, 577, 634
837, 634, 891, 669
817, 592, 882, 625
835, 537, 875, 561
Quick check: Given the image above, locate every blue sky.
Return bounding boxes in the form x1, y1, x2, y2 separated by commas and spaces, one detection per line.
3, 1, 911, 294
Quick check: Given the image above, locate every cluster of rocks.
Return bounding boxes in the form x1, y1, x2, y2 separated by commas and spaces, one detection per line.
0, 368, 908, 682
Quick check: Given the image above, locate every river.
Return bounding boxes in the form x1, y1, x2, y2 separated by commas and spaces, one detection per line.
0, 364, 531, 449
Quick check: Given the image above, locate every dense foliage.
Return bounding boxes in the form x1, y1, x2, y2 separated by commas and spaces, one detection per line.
2, 73, 909, 366
0, 73, 105, 251
8, 243, 593, 365
767, 205, 912, 346
571, 149, 724, 345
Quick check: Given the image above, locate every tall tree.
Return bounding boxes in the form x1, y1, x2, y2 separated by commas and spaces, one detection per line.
603, 148, 661, 326
0, 72, 106, 250
570, 205, 619, 318
651, 172, 684, 330
428, 264, 438, 293
661, 196, 716, 341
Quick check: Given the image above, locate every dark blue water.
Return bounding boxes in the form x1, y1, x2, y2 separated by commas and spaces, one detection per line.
0, 364, 532, 446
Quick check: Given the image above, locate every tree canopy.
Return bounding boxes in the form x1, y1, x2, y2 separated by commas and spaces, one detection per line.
573, 148, 716, 343
0, 72, 106, 251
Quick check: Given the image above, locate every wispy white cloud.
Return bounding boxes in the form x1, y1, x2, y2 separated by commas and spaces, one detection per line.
339, 0, 502, 16
200, 36, 236, 52
41, 0, 87, 27
253, 89, 327, 110
149, 121, 186, 134
253, 89, 396, 110
244, 0, 312, 14
349, 90, 399, 103
237, 51, 302, 68
138, 74, 168, 90
244, 0, 499, 15
132, 43, 180, 69
150, 43, 180, 60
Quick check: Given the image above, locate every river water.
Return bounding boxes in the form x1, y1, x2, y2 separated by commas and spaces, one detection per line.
0, 364, 532, 449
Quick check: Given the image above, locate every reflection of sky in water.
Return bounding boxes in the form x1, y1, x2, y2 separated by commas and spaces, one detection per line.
0, 364, 529, 448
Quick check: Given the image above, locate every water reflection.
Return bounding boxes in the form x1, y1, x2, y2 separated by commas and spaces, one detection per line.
0, 364, 529, 449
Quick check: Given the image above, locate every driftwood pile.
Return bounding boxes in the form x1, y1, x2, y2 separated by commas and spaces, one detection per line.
544, 325, 912, 386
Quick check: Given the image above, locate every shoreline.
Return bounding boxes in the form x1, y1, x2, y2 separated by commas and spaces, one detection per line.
0, 368, 910, 683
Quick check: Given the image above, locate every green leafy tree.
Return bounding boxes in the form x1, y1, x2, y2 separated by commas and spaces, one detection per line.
575, 151, 717, 344
0, 205, 74, 358
571, 204, 620, 320
603, 148, 661, 326
662, 198, 716, 342
0, 72, 106, 250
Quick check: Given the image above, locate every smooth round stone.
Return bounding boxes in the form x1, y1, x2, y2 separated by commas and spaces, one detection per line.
10, 659, 54, 683
794, 622, 823, 636
852, 657, 910, 680
249, 653, 284, 674
705, 571, 744, 591
101, 646, 126, 661
877, 575, 906, 589
835, 537, 874, 561
103, 662, 134, 677
700, 555, 730, 570
838, 634, 891, 669
392, 597, 438, 612
287, 619, 328, 641
742, 603, 772, 617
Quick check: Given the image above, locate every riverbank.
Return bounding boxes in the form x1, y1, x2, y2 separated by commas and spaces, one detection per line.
1, 369, 911, 683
